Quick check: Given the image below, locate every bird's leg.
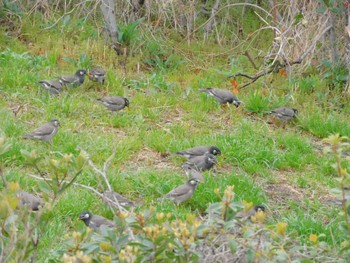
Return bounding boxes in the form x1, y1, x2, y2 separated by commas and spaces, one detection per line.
282, 121, 287, 129
221, 103, 229, 111
271, 117, 279, 128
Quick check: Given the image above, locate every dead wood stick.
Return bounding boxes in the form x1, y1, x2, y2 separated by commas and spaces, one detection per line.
227, 59, 302, 89
229, 25, 332, 89
244, 51, 258, 70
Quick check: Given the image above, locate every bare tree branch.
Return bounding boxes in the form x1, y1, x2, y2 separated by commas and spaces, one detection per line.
26, 173, 130, 214
100, 0, 122, 54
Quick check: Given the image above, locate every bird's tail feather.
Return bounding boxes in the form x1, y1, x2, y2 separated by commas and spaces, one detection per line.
198, 89, 209, 93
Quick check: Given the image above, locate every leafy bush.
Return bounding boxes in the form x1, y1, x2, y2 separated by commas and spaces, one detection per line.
298, 111, 350, 138
296, 75, 319, 93
63, 53, 93, 70
143, 41, 183, 72
118, 18, 144, 47
244, 89, 270, 113
320, 60, 349, 90
58, 185, 349, 262
126, 73, 177, 91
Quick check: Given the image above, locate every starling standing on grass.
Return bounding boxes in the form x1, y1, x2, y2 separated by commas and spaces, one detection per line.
182, 163, 205, 183
269, 107, 298, 122
88, 68, 106, 84
96, 96, 129, 112
58, 69, 87, 87
39, 80, 63, 95
183, 153, 218, 172
23, 119, 60, 143
199, 88, 241, 107
17, 190, 41, 211
78, 211, 116, 231
162, 178, 200, 205
172, 145, 221, 160
101, 191, 136, 208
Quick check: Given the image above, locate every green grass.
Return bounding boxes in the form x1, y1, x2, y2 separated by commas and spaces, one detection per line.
0, 15, 349, 262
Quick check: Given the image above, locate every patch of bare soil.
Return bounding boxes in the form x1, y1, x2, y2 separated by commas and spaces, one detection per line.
310, 136, 329, 154
158, 107, 184, 126
260, 170, 303, 203
264, 182, 304, 202
123, 147, 178, 172
261, 170, 336, 209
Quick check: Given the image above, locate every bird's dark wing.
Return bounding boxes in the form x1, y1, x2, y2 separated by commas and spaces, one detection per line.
27, 123, 55, 136
165, 184, 191, 198
98, 96, 125, 105
176, 146, 209, 156
59, 75, 78, 84
92, 215, 116, 228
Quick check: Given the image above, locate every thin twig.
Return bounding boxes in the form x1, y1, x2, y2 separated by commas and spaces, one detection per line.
228, 25, 332, 89
103, 150, 116, 176
26, 173, 128, 213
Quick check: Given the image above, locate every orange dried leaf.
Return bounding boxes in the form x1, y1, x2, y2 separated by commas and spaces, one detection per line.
278, 68, 287, 77
232, 88, 239, 95
262, 87, 267, 97
230, 79, 239, 88
192, 68, 201, 74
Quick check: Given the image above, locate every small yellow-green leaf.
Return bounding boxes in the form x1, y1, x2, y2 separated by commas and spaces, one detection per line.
276, 222, 287, 237
8, 181, 20, 192
309, 234, 318, 244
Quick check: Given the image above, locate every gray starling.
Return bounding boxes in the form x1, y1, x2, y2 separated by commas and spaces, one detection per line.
58, 69, 87, 87
269, 107, 298, 122
163, 178, 200, 205
173, 145, 221, 159
199, 88, 240, 107
17, 190, 41, 211
96, 96, 129, 112
183, 153, 218, 172
23, 119, 60, 143
39, 80, 63, 95
182, 163, 205, 183
101, 191, 136, 208
236, 205, 266, 221
78, 211, 116, 231
88, 68, 106, 84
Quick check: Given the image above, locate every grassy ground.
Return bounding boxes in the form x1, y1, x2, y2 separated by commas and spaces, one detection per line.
1, 16, 349, 261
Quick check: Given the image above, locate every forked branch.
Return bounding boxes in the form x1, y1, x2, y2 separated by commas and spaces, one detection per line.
228, 25, 332, 89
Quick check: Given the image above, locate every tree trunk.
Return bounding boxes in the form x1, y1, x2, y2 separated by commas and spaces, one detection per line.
345, 9, 350, 94
329, 14, 339, 64
204, 0, 221, 40
131, 0, 146, 21
100, 0, 122, 55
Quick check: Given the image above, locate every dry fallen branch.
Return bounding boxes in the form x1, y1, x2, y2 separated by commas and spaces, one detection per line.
228, 59, 302, 89
26, 173, 128, 213
228, 7, 333, 90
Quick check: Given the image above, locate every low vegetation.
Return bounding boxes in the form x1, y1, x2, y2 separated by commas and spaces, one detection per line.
0, 1, 350, 262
